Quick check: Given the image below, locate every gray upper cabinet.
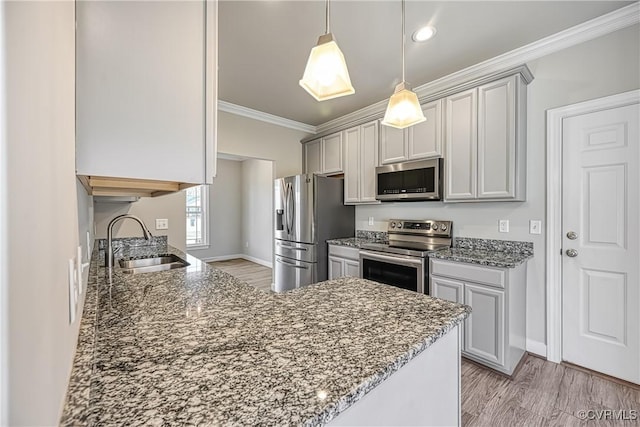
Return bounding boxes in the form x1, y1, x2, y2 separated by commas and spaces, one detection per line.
408, 100, 443, 160
444, 74, 526, 202
380, 126, 407, 165
380, 100, 443, 165
76, 1, 217, 190
303, 132, 343, 176
322, 133, 343, 174
344, 120, 379, 204
445, 89, 478, 200
304, 138, 322, 175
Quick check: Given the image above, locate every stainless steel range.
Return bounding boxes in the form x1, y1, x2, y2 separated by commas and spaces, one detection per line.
360, 219, 453, 294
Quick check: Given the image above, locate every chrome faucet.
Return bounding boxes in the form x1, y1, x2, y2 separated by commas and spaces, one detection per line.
105, 214, 153, 268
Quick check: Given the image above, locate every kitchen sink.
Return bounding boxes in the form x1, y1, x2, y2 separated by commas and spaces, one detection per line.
118, 254, 190, 274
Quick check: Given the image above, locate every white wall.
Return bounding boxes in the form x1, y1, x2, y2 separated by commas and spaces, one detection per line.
357, 24, 640, 351
0, 2, 7, 424
241, 159, 274, 265
94, 191, 187, 252
4, 2, 94, 425
189, 158, 274, 266
189, 158, 243, 259
217, 110, 308, 178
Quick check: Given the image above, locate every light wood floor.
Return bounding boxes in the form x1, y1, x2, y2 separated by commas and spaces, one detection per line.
210, 259, 640, 424
209, 258, 272, 292
462, 355, 640, 426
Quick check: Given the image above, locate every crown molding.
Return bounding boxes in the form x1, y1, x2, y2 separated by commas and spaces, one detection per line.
218, 100, 317, 134
312, 3, 640, 137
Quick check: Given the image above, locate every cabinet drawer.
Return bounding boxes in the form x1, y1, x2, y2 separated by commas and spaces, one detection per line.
328, 244, 359, 261
430, 259, 505, 289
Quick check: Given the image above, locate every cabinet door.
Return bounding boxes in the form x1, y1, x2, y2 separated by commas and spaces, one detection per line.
328, 256, 344, 280
445, 88, 477, 200
408, 100, 442, 160
344, 259, 360, 278
380, 125, 407, 165
478, 76, 516, 199
359, 121, 379, 203
305, 139, 322, 175
322, 133, 343, 174
431, 276, 464, 304
76, 1, 207, 184
464, 283, 505, 366
343, 127, 361, 203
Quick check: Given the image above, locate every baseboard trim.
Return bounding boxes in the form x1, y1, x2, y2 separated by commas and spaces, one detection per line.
526, 339, 547, 358
201, 254, 273, 269
199, 254, 245, 263
241, 255, 273, 269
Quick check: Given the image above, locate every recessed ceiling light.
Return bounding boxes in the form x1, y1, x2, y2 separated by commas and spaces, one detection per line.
412, 25, 436, 42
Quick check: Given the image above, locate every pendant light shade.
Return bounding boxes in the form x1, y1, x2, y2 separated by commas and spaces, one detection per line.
382, 0, 425, 129
299, 0, 355, 101
299, 33, 355, 101
381, 82, 426, 129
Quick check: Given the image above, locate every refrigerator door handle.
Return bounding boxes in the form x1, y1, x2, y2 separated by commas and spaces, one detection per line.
286, 182, 295, 237
276, 241, 308, 251
276, 257, 309, 270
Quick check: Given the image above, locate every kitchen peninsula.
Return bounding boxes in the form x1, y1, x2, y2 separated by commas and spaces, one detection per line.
61, 238, 470, 426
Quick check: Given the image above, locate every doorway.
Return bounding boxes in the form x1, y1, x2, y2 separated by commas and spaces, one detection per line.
546, 90, 639, 384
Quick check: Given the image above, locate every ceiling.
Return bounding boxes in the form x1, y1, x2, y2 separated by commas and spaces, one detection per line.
218, 1, 634, 126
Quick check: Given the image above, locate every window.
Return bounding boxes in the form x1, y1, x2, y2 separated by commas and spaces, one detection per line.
186, 185, 208, 247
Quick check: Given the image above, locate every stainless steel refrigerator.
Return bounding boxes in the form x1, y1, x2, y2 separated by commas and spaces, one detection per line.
273, 174, 354, 292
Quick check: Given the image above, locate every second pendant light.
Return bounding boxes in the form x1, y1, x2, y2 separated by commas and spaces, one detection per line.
382, 0, 426, 129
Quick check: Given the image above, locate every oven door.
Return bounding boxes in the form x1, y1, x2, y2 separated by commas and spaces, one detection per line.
359, 250, 426, 294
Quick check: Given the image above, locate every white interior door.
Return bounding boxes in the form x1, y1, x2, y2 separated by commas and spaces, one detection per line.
562, 101, 639, 384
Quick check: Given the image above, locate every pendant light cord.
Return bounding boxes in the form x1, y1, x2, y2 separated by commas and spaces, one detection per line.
401, 0, 406, 83
326, 0, 330, 34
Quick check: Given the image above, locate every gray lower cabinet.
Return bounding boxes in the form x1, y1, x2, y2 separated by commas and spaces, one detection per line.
430, 258, 526, 375
328, 245, 360, 279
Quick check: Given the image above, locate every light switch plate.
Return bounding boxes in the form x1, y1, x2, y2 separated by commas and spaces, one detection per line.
499, 220, 510, 233
530, 220, 542, 235
155, 218, 169, 230
368, 217, 374, 226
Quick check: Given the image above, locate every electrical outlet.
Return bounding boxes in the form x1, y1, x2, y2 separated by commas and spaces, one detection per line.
76, 246, 83, 295
86, 231, 91, 259
155, 218, 169, 230
499, 220, 510, 233
245, 241, 249, 248
368, 217, 374, 226
530, 220, 542, 235
68, 259, 77, 324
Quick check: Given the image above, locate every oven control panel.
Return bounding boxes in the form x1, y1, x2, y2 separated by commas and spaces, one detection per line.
388, 219, 453, 236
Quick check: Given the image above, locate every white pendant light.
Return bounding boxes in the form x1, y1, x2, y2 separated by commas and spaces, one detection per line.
299, 0, 355, 101
382, 0, 426, 129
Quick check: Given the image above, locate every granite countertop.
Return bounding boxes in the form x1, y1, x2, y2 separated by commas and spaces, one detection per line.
327, 230, 388, 248
61, 237, 470, 426
326, 237, 377, 248
428, 237, 534, 268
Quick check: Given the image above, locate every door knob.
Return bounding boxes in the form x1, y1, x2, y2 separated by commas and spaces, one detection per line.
566, 249, 578, 257
566, 231, 578, 240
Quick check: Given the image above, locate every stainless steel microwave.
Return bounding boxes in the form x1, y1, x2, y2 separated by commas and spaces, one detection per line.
375, 158, 443, 201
